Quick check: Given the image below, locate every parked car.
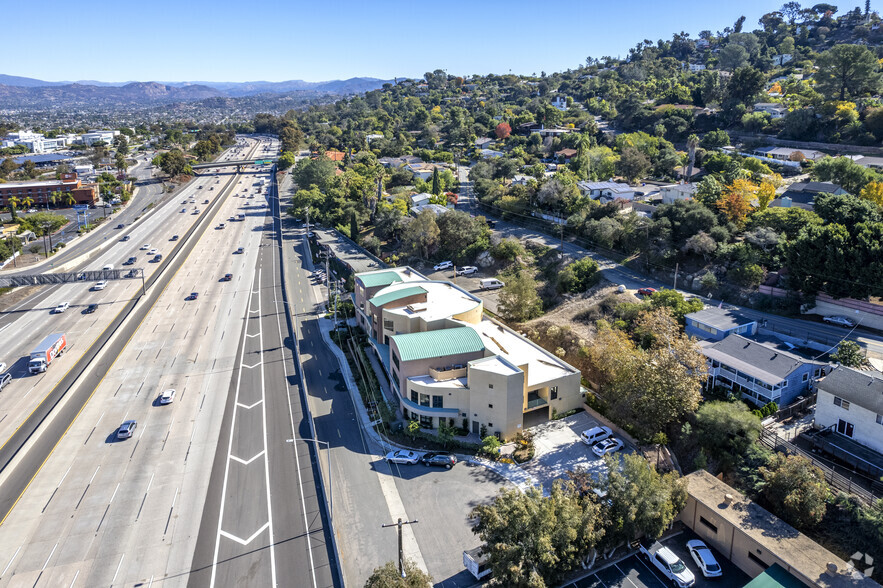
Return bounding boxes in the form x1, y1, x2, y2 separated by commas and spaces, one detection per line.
686, 540, 722, 578
592, 437, 624, 457
434, 261, 453, 271
116, 420, 137, 439
823, 315, 856, 328
54, 302, 70, 314
637, 287, 657, 296
159, 389, 176, 405
580, 426, 612, 446
455, 266, 478, 276
186, 292, 199, 301
93, 281, 108, 291
420, 452, 457, 469
84, 304, 98, 314
640, 539, 696, 588
384, 450, 420, 465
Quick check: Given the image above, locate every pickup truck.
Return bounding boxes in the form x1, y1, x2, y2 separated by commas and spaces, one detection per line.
29, 333, 67, 374
639, 539, 695, 588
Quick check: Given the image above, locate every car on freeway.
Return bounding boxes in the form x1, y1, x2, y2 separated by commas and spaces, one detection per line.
203, 199, 209, 204
92, 280, 108, 291
0, 372, 12, 392
592, 437, 624, 457
193, 209, 200, 214
121, 235, 130, 242
125, 270, 137, 278
686, 540, 722, 578
434, 261, 453, 271
234, 247, 244, 254
580, 426, 612, 446
152, 254, 162, 262
823, 315, 856, 328
181, 208, 187, 213
385, 450, 421, 465
170, 235, 179, 241
0, 363, 6, 374
54, 302, 70, 314
420, 452, 457, 469
217, 223, 226, 230
140, 244, 151, 250
116, 420, 137, 439
181, 200, 188, 204
84, 304, 98, 314
147, 248, 158, 255
159, 389, 176, 405
209, 186, 214, 190
637, 287, 657, 296
115, 223, 124, 229
124, 257, 137, 265
455, 266, 478, 276
221, 273, 233, 282
186, 292, 199, 301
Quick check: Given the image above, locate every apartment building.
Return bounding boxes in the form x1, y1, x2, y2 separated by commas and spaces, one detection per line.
354, 267, 583, 439
0, 174, 98, 207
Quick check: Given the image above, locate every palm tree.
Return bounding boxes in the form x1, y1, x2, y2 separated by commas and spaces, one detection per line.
21, 196, 34, 212
7, 196, 20, 221
575, 132, 595, 180
65, 192, 76, 207
685, 134, 699, 181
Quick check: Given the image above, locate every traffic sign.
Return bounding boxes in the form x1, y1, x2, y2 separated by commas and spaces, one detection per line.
72, 204, 88, 210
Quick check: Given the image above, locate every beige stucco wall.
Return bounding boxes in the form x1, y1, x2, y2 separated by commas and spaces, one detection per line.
467, 366, 525, 439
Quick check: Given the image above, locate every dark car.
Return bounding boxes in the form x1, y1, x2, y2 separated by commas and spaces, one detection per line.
419, 452, 457, 469
221, 273, 233, 282
125, 269, 137, 278
84, 303, 98, 314
170, 235, 179, 241
186, 292, 199, 301
120, 235, 131, 242
486, 220, 497, 228
116, 223, 125, 229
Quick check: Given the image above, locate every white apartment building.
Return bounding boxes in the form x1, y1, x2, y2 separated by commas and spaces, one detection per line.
814, 367, 883, 454
354, 267, 583, 439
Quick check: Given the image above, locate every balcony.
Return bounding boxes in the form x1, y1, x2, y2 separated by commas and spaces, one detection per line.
429, 364, 468, 382
524, 391, 547, 412
401, 394, 460, 417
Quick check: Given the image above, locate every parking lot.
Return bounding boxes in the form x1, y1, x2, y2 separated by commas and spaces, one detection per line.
520, 412, 633, 493
423, 266, 503, 313
562, 529, 749, 588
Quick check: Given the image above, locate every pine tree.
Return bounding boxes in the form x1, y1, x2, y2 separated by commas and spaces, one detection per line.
431, 167, 441, 195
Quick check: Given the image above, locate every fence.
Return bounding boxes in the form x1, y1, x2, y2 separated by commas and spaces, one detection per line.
758, 429, 879, 505
776, 394, 815, 421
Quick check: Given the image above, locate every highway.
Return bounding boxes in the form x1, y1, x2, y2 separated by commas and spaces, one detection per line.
0, 138, 313, 584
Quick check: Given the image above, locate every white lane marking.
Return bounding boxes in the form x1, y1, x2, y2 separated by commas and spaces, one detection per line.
40, 543, 58, 571
240, 363, 261, 370
219, 522, 271, 546
245, 333, 259, 339
111, 554, 124, 585
235, 400, 263, 410
256, 267, 278, 586
108, 483, 120, 505
2, 545, 21, 576
229, 450, 265, 465
68, 569, 79, 588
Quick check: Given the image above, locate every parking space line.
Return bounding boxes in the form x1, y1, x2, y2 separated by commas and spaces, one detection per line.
614, 563, 641, 588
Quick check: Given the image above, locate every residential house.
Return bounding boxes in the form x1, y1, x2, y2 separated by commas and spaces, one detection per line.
696, 39, 710, 49
511, 174, 533, 186
660, 183, 697, 204
679, 470, 879, 588
576, 181, 635, 203
379, 155, 422, 169
685, 63, 706, 72
515, 121, 543, 136
555, 148, 577, 163
406, 162, 444, 180
753, 146, 826, 162
771, 181, 847, 211
772, 54, 793, 66
850, 155, 883, 170
366, 134, 384, 143
410, 203, 449, 217
702, 334, 831, 407
753, 103, 788, 119
409, 193, 431, 208
814, 367, 883, 455
551, 96, 568, 111
535, 127, 573, 138
354, 267, 583, 439
686, 307, 758, 341
479, 149, 504, 159
323, 150, 346, 162
474, 137, 494, 150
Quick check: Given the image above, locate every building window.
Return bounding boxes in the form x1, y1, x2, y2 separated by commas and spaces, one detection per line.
410, 391, 418, 403
488, 404, 493, 409
834, 396, 850, 410
383, 319, 394, 331
419, 415, 433, 429
392, 352, 400, 370
877, 414, 883, 426
748, 552, 769, 569
699, 516, 718, 534
419, 394, 430, 407
488, 423, 493, 427
488, 384, 493, 389
432, 395, 443, 408
802, 373, 809, 382
550, 386, 558, 400
837, 419, 854, 438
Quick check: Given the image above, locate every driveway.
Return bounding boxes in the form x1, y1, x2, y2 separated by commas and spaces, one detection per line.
519, 412, 633, 493
422, 266, 503, 314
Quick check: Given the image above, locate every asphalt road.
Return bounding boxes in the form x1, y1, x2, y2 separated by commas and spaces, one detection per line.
455, 166, 883, 358
189, 161, 339, 587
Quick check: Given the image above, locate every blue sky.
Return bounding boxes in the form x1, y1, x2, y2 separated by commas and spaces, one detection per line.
7, 0, 784, 83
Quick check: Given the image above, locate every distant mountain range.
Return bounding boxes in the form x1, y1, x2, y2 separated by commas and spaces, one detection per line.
0, 74, 391, 108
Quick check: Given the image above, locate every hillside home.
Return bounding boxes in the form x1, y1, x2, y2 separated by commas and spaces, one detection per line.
686, 307, 757, 341
660, 183, 697, 204
753, 103, 788, 119
814, 367, 883, 455
576, 181, 635, 203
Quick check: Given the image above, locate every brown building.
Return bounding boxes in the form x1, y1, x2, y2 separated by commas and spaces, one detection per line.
679, 471, 879, 588
0, 174, 97, 208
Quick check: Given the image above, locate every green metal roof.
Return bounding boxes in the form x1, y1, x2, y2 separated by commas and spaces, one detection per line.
391, 326, 484, 362
358, 271, 403, 288
370, 286, 426, 309
743, 565, 806, 588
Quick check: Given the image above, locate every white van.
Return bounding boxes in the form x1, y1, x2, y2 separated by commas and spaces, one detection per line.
480, 278, 505, 290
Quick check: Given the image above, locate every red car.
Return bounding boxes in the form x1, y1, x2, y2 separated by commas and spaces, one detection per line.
186, 292, 199, 301
637, 287, 657, 296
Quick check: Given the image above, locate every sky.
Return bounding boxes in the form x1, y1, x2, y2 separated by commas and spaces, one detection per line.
6, 0, 786, 84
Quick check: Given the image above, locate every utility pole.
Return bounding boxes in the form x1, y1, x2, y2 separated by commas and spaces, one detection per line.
673, 262, 679, 290
381, 518, 419, 578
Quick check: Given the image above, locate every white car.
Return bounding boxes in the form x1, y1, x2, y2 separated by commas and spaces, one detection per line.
147, 248, 158, 256
140, 244, 151, 250
455, 266, 478, 276
592, 437, 624, 457
159, 389, 176, 405
434, 261, 453, 271
580, 426, 612, 446
687, 540, 722, 578
0, 362, 7, 374
54, 302, 70, 314
93, 281, 108, 291
385, 450, 421, 465
823, 315, 856, 328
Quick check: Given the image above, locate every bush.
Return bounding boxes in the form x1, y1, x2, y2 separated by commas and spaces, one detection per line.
479, 435, 501, 460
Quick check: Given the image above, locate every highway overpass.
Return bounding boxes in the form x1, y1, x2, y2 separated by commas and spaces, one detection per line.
191, 158, 277, 173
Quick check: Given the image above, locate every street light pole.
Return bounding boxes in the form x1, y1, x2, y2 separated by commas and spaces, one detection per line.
381, 518, 419, 578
